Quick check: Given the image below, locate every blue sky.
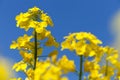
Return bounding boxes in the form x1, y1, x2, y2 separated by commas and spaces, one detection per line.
0, 0, 120, 80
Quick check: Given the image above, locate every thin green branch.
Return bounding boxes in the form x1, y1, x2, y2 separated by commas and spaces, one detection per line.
105, 59, 108, 76
33, 30, 37, 70
79, 55, 83, 80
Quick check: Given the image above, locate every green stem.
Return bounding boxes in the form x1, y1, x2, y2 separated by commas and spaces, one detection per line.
105, 59, 108, 76
79, 55, 83, 80
33, 30, 37, 70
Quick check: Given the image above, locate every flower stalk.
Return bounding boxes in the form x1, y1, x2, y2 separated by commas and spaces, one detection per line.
33, 30, 37, 70
79, 55, 83, 80
105, 59, 108, 76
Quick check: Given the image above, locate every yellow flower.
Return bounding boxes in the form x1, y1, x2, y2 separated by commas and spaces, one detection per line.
34, 59, 64, 80
16, 12, 32, 31
10, 41, 18, 49
45, 35, 59, 47
40, 65, 61, 80
28, 6, 40, 14
61, 40, 74, 51
84, 60, 100, 72
30, 21, 48, 33
57, 55, 76, 73
89, 70, 102, 79
37, 29, 51, 40
40, 13, 54, 26
12, 61, 27, 72
107, 53, 118, 64
20, 51, 33, 63
48, 50, 58, 63
104, 46, 119, 64
10, 34, 33, 49
75, 43, 86, 55
35, 22, 48, 33
26, 68, 34, 79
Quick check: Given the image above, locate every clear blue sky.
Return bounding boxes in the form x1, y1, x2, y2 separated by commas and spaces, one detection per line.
0, 0, 120, 80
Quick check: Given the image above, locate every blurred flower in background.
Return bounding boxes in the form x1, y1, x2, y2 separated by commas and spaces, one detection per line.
110, 9, 120, 53
0, 56, 15, 80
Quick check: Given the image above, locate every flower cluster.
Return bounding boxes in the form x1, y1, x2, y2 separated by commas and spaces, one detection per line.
61, 32, 120, 80
10, 7, 76, 80
16, 6, 53, 32
61, 32, 103, 58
